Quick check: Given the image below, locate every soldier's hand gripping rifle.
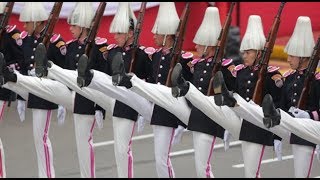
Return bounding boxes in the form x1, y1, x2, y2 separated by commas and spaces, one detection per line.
129, 2, 147, 73
165, 2, 190, 87
39, 2, 63, 49
252, 2, 286, 105
0, 2, 14, 42
84, 2, 107, 57
207, 2, 236, 96
297, 36, 320, 109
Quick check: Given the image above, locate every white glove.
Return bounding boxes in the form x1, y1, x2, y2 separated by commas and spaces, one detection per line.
223, 130, 232, 151
136, 115, 146, 133
95, 110, 104, 130
288, 106, 310, 119
274, 139, 282, 161
172, 125, 185, 145
316, 145, 320, 162
57, 105, 66, 126
28, 68, 36, 77
17, 100, 26, 122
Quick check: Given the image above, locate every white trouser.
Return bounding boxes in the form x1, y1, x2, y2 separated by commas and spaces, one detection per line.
0, 138, 5, 178
2, 72, 29, 101
32, 109, 55, 178
130, 75, 191, 124
0, 101, 6, 178
73, 114, 96, 178
292, 144, 315, 178
192, 131, 217, 178
88, 70, 152, 121
47, 63, 115, 121
153, 125, 175, 178
13, 71, 75, 111
273, 110, 320, 145
242, 141, 266, 178
112, 117, 136, 178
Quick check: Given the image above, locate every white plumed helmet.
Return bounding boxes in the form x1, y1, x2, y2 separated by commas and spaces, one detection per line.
0, 2, 5, 14
240, 15, 266, 52
67, 2, 94, 28
151, 2, 180, 35
110, 2, 137, 33
193, 7, 222, 46
19, 2, 48, 22
284, 16, 315, 57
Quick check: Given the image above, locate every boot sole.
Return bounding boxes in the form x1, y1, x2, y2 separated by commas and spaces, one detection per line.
77, 54, 89, 88
111, 52, 124, 85
171, 63, 182, 87
0, 53, 5, 85
35, 43, 47, 77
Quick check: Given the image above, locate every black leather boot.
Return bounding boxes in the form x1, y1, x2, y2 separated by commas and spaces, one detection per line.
111, 52, 132, 88
262, 94, 281, 128
0, 52, 17, 85
171, 63, 189, 98
35, 43, 48, 77
77, 54, 93, 88
212, 71, 236, 107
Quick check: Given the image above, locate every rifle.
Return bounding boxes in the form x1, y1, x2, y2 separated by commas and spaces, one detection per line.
129, 2, 147, 73
207, 2, 236, 96
297, 36, 320, 109
252, 2, 286, 105
84, 2, 107, 57
0, 2, 14, 107
0, 2, 14, 41
165, 2, 191, 87
39, 2, 63, 49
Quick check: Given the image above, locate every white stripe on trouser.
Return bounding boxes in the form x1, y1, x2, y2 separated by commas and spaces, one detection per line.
277, 109, 320, 145
242, 141, 266, 178
153, 125, 175, 178
0, 138, 6, 178
192, 131, 217, 178
292, 144, 315, 178
73, 114, 96, 178
13, 71, 75, 111
230, 93, 291, 141
47, 63, 114, 122
185, 83, 241, 139
130, 75, 191, 124
88, 70, 152, 121
112, 117, 136, 178
32, 109, 55, 178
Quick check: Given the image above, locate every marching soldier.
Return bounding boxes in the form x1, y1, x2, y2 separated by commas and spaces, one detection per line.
260, 16, 320, 178
0, 2, 25, 178
12, 2, 65, 178
170, 15, 285, 177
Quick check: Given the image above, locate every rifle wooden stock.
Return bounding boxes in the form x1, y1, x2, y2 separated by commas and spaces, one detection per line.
129, 2, 147, 73
84, 2, 107, 57
297, 36, 320, 109
40, 2, 63, 49
207, 2, 236, 96
165, 2, 190, 87
252, 2, 286, 105
0, 2, 15, 42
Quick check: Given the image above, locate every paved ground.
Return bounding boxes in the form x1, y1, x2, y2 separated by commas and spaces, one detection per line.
0, 101, 319, 178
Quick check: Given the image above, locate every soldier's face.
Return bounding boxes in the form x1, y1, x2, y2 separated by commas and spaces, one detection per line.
114, 33, 128, 47
24, 22, 35, 35
242, 49, 258, 66
69, 25, 82, 39
287, 55, 308, 70
153, 34, 165, 47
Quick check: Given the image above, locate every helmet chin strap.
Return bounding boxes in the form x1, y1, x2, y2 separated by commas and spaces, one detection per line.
297, 57, 304, 70
201, 46, 208, 59
162, 34, 167, 47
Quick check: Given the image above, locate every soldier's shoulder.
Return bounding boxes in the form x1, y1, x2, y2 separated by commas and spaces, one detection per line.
283, 69, 296, 78
50, 33, 62, 44
221, 58, 234, 67
95, 37, 108, 45
143, 46, 156, 55
181, 51, 194, 59
20, 31, 28, 39
107, 44, 118, 51
66, 39, 77, 45
6, 25, 17, 33
315, 72, 320, 80
267, 65, 280, 73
